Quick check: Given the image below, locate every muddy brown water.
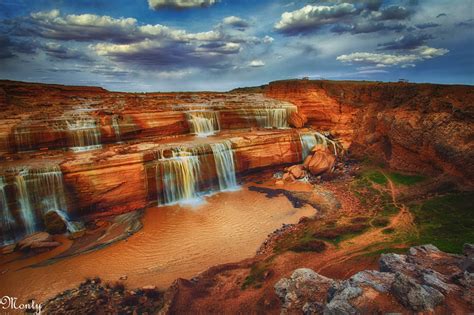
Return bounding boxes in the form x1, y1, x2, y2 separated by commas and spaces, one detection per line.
0, 183, 315, 304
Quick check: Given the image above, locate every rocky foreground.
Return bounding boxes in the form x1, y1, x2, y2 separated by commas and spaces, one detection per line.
40, 244, 473, 314
275, 244, 473, 314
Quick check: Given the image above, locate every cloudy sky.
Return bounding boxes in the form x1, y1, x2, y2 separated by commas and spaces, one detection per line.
0, 0, 472, 91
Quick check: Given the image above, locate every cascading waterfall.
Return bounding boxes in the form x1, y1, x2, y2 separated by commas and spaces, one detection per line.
112, 115, 122, 142
0, 176, 16, 244
154, 140, 239, 206
156, 149, 202, 206
255, 106, 296, 129
299, 132, 339, 161
186, 111, 220, 136
28, 166, 68, 213
67, 117, 102, 152
14, 127, 33, 151
15, 171, 36, 235
51, 209, 81, 233
14, 165, 69, 235
210, 141, 238, 191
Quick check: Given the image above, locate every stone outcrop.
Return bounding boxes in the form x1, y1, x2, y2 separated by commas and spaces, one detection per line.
265, 80, 474, 185
305, 144, 336, 176
274, 244, 474, 314
16, 232, 61, 253
281, 143, 337, 181
275, 268, 335, 314
43, 211, 67, 234
288, 111, 307, 128
41, 278, 163, 315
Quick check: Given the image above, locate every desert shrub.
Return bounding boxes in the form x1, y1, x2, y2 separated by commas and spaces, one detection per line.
290, 240, 326, 252
372, 217, 390, 227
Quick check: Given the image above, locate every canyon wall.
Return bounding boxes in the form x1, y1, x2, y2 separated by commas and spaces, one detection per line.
265, 80, 474, 183
1, 79, 473, 243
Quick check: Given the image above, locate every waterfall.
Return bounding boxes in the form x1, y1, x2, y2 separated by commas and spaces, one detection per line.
28, 166, 68, 212
211, 140, 238, 191
156, 149, 202, 206
50, 209, 81, 233
14, 165, 68, 235
15, 171, 36, 235
67, 117, 102, 152
14, 127, 33, 151
186, 111, 220, 137
154, 141, 239, 206
299, 132, 339, 161
255, 106, 296, 129
0, 177, 16, 244
112, 115, 122, 142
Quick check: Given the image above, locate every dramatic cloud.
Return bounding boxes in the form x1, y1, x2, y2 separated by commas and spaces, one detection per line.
456, 19, 474, 27
25, 10, 139, 43
337, 46, 448, 67
3, 9, 269, 73
92, 34, 247, 70
378, 33, 433, 50
0, 35, 38, 59
275, 3, 356, 35
222, 16, 250, 30
331, 21, 405, 34
20, 9, 226, 44
371, 5, 411, 21
148, 0, 218, 10
249, 60, 264, 67
0, 0, 471, 90
276, 2, 414, 36
0, 36, 15, 59
42, 42, 91, 60
415, 22, 440, 29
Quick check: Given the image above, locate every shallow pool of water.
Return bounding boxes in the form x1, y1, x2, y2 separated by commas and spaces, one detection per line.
0, 183, 315, 303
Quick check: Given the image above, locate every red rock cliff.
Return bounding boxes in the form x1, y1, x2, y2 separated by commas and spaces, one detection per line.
265, 80, 474, 183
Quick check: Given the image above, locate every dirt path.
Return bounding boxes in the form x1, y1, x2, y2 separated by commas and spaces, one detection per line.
315, 176, 416, 274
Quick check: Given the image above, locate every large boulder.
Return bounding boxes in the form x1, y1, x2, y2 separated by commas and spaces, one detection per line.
325, 270, 396, 314
275, 268, 335, 314
288, 164, 306, 179
17, 232, 60, 253
390, 272, 444, 311
43, 210, 67, 234
306, 144, 336, 176
274, 245, 472, 314
288, 111, 308, 128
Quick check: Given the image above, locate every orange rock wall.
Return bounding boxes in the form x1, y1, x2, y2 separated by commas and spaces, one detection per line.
59, 131, 304, 217
265, 80, 474, 184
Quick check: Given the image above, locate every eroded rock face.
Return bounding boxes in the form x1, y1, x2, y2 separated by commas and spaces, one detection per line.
288, 111, 308, 128
274, 244, 474, 314
391, 271, 444, 311
265, 80, 474, 185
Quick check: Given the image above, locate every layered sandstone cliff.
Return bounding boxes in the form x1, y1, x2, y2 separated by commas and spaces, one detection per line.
265, 80, 474, 184
1, 79, 472, 244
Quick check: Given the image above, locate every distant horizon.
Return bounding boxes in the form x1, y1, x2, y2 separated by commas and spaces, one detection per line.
1, 1, 473, 92
1, 76, 473, 93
